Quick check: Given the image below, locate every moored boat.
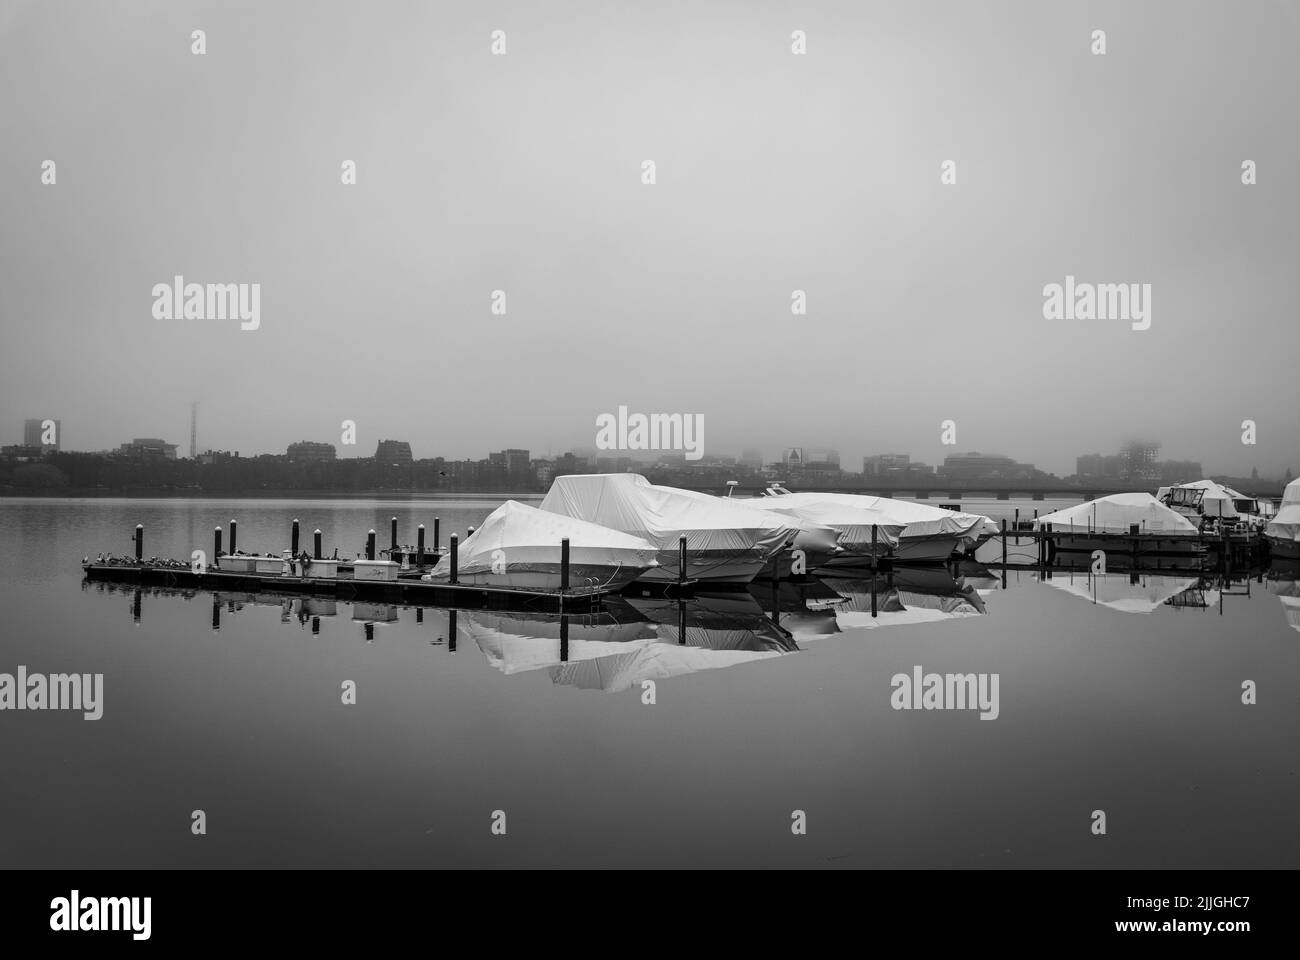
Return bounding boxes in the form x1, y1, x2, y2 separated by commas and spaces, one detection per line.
1264, 478, 1300, 560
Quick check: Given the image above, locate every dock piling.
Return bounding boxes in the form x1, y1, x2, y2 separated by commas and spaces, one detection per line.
291, 519, 300, 556
433, 517, 440, 551
390, 517, 398, 552
313, 529, 322, 560
1001, 518, 1008, 567
135, 524, 143, 560
366, 530, 376, 561
229, 519, 237, 554
871, 523, 878, 567
560, 538, 571, 593
417, 524, 425, 563
679, 535, 687, 585
449, 534, 459, 584
213, 526, 222, 561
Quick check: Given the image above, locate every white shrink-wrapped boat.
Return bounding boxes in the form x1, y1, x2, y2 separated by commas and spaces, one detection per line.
421, 500, 658, 591
1033, 492, 1202, 558
540, 474, 799, 584
737, 495, 904, 567
758, 490, 991, 563
1265, 479, 1300, 560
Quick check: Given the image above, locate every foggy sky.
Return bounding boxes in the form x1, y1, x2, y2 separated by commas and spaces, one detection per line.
1, 0, 1297, 477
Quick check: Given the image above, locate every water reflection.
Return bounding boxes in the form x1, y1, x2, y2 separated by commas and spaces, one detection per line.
80, 556, 1290, 694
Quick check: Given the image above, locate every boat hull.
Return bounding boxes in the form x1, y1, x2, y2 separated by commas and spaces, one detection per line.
1266, 536, 1300, 560
425, 561, 647, 592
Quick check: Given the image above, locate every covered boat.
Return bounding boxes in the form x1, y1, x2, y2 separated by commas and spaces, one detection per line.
540, 474, 799, 583
1265, 479, 1300, 560
420, 500, 657, 591
758, 490, 992, 563
737, 495, 903, 567
1159, 479, 1266, 530
1034, 492, 1201, 559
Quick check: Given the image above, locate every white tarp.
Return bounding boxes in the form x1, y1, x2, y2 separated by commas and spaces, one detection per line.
423, 500, 657, 580
762, 491, 990, 543
737, 496, 904, 551
1167, 479, 1242, 519
541, 474, 798, 558
1034, 493, 1198, 535
1265, 479, 1300, 543
1046, 573, 1199, 614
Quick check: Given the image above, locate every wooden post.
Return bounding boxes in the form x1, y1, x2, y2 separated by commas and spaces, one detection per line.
449, 534, 459, 584
213, 526, 222, 559
291, 518, 300, 556
313, 529, 322, 560
1001, 518, 1007, 566
390, 516, 398, 552
679, 535, 688, 585
871, 523, 878, 566
134, 524, 143, 560
229, 519, 237, 554
560, 538, 571, 593
678, 598, 687, 645
433, 517, 440, 550
467, 525, 475, 538
560, 616, 569, 662
366, 530, 376, 561
417, 524, 425, 563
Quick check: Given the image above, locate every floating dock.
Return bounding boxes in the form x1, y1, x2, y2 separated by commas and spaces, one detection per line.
81, 562, 609, 613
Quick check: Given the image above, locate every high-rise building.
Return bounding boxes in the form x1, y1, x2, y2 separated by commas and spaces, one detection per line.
287, 441, 337, 462
23, 418, 61, 452
374, 440, 413, 464
863, 453, 911, 475
117, 438, 178, 460
939, 451, 1037, 480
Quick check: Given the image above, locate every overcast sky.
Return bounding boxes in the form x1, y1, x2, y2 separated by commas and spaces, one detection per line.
1, 0, 1296, 477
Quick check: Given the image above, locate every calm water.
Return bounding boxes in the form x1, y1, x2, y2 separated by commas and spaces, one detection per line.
1, 496, 1297, 869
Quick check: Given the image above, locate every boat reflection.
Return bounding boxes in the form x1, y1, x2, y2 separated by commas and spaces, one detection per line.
1268, 558, 1300, 633
1043, 570, 1200, 614
824, 567, 987, 630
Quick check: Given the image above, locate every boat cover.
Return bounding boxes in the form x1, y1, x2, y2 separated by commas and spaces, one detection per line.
423, 500, 657, 580
737, 496, 904, 550
541, 474, 798, 557
762, 491, 989, 543
1265, 479, 1300, 543
1034, 493, 1198, 535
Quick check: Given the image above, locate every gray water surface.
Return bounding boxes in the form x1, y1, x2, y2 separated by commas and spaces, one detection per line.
0, 497, 1296, 868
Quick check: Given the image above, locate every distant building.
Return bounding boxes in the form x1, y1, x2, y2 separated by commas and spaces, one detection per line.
863, 453, 911, 475
1, 445, 44, 460
740, 447, 764, 470
1075, 453, 1124, 480
1159, 460, 1203, 483
23, 418, 60, 453
286, 441, 337, 463
939, 451, 1036, 480
784, 448, 840, 474
374, 440, 413, 464
117, 438, 178, 460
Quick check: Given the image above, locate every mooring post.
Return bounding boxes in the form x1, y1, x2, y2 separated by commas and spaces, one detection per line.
560, 616, 569, 662
390, 517, 398, 552
871, 574, 878, 618
213, 526, 222, 561
135, 524, 143, 560
1001, 518, 1007, 567
560, 538, 571, 593
871, 524, 878, 568
679, 535, 688, 585
313, 529, 322, 560
467, 525, 475, 538
449, 534, 459, 584
1015, 508, 1020, 531
229, 519, 237, 554
448, 609, 457, 652
366, 530, 376, 561
433, 517, 440, 551
211, 597, 220, 632
678, 597, 687, 645
291, 518, 300, 556
417, 524, 425, 563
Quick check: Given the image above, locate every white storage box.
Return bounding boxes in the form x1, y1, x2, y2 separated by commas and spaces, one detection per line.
352, 560, 399, 582
218, 555, 257, 573
253, 557, 284, 576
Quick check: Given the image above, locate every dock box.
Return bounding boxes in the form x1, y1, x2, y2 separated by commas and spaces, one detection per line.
353, 560, 399, 582
299, 558, 339, 580
218, 554, 257, 573
253, 557, 285, 576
